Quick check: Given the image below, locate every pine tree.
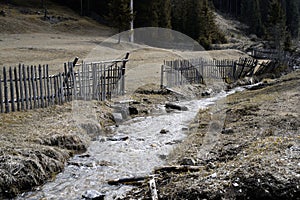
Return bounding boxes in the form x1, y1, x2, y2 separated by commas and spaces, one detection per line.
266, 0, 287, 50
241, 0, 264, 37
286, 0, 300, 39
107, 0, 133, 43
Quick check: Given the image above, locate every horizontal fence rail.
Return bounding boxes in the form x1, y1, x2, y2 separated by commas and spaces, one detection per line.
161, 57, 257, 88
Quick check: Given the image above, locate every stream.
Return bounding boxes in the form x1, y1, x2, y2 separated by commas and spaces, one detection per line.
17, 88, 243, 200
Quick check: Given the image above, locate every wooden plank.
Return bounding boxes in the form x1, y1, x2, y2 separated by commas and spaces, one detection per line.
0, 76, 3, 113
39, 65, 44, 108
59, 73, 64, 104
35, 66, 39, 108
13, 67, 20, 111
92, 63, 96, 99
160, 65, 164, 89
43, 65, 47, 107
70, 62, 76, 100
103, 64, 106, 101
27, 66, 32, 109
31, 66, 37, 109
54, 75, 58, 104
9, 67, 15, 112
64, 63, 69, 101
49, 76, 54, 105
19, 64, 24, 110
149, 177, 158, 200
3, 67, 9, 113
77, 69, 82, 99
46, 65, 50, 105
23, 65, 29, 110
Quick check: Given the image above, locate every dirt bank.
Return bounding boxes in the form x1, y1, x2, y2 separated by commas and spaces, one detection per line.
0, 101, 116, 198
120, 70, 300, 200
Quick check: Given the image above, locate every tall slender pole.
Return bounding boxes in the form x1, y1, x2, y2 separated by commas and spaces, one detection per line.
130, 0, 134, 42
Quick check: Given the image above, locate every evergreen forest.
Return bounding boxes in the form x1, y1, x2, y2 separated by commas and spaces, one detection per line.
53, 0, 300, 50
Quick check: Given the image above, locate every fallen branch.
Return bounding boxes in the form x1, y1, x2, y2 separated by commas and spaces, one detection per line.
149, 176, 158, 200
154, 165, 203, 174
107, 176, 149, 186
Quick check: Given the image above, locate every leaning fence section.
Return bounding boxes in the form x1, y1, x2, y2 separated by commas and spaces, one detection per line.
161, 57, 257, 88
74, 57, 127, 101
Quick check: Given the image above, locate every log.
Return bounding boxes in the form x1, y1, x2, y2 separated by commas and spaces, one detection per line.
107, 176, 149, 186
149, 176, 158, 200
154, 165, 203, 174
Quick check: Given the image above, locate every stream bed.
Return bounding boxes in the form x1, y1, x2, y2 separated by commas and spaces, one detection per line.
17, 89, 243, 200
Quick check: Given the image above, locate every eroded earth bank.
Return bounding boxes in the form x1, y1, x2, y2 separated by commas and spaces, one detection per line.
120, 70, 300, 200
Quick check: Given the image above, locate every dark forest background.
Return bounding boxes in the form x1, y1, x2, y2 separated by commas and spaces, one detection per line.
10, 0, 300, 50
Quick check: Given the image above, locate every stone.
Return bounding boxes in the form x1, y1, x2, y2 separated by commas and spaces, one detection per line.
211, 173, 217, 178
112, 113, 123, 123
165, 103, 188, 111
129, 106, 138, 115
106, 135, 129, 142
82, 190, 105, 200
201, 88, 213, 97
221, 128, 234, 135
0, 10, 6, 17
180, 157, 196, 166
233, 182, 239, 187
160, 129, 169, 134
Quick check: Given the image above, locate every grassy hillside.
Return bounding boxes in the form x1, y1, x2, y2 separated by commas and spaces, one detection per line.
0, 0, 113, 35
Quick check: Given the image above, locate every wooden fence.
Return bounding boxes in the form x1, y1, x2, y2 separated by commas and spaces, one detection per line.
0, 53, 129, 113
0, 62, 76, 113
251, 48, 280, 60
74, 53, 129, 101
161, 57, 257, 88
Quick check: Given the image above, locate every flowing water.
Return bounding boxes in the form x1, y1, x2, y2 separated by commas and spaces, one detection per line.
17, 88, 243, 200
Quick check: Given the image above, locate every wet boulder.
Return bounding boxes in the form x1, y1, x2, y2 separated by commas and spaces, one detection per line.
165, 103, 188, 111
129, 106, 138, 115
201, 88, 213, 96
160, 129, 170, 134
82, 190, 105, 200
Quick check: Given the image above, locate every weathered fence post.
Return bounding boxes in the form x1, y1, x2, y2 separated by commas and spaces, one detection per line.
38, 65, 44, 108
27, 66, 32, 109
34, 66, 39, 108
161, 65, 164, 89
46, 65, 50, 105
3, 67, 9, 113
121, 52, 130, 95
19, 64, 24, 110
0, 76, 3, 113
9, 67, 15, 112
23, 65, 29, 110
31, 66, 37, 108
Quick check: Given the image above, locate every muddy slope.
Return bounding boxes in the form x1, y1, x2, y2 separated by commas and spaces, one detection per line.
121, 70, 300, 200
